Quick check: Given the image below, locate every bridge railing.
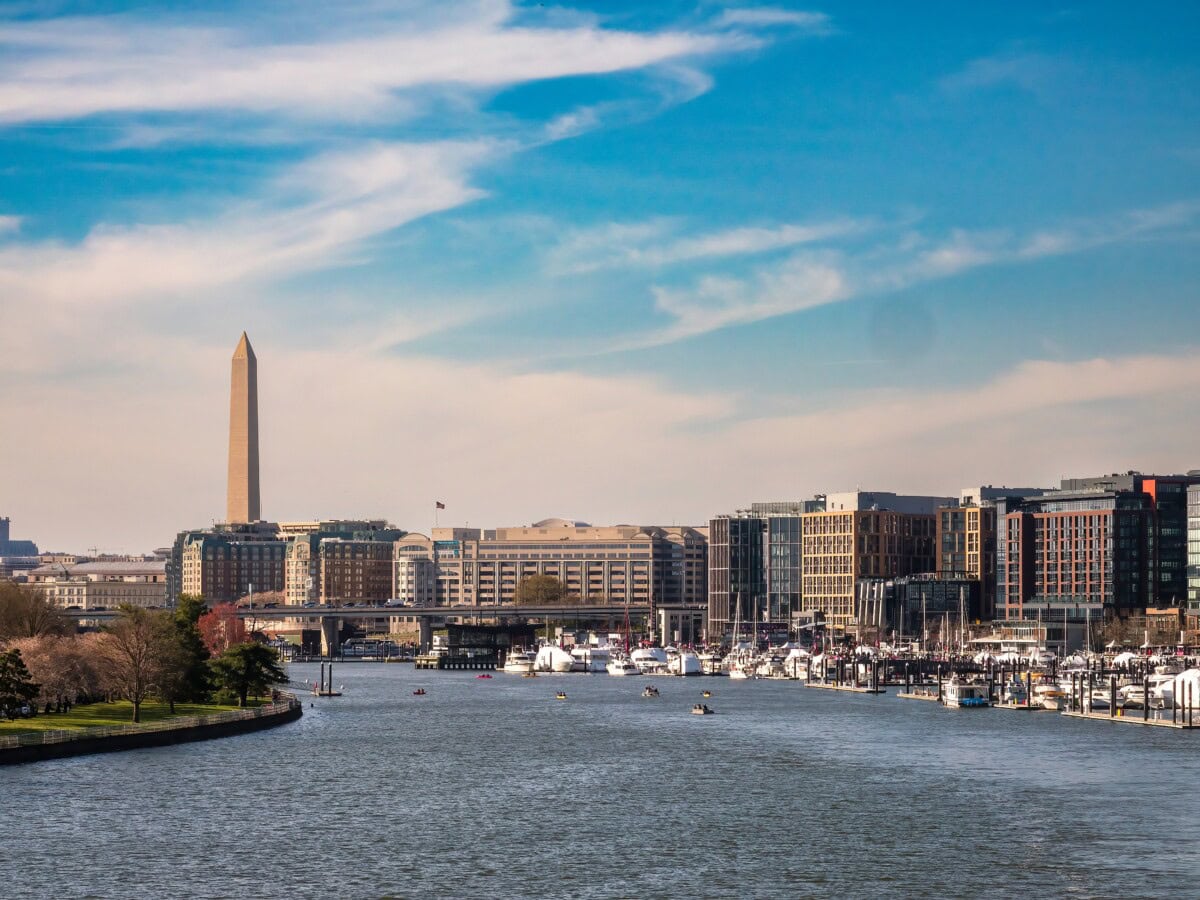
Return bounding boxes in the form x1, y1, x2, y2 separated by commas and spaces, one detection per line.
0, 693, 301, 750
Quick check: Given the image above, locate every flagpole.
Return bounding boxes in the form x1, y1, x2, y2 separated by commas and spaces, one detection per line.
434, 502, 439, 529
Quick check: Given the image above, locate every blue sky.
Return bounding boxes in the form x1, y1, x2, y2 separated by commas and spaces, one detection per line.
2, 1, 1199, 552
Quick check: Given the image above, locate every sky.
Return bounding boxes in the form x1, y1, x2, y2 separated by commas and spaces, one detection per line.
2, 1, 1199, 553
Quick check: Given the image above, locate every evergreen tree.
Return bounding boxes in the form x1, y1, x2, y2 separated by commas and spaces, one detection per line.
210, 643, 287, 708
0, 648, 41, 718
171, 595, 212, 702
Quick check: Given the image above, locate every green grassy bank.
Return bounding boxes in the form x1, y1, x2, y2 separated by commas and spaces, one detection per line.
0, 700, 259, 736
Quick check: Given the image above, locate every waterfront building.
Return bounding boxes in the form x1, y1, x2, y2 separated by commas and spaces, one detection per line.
708, 500, 820, 641
26, 560, 168, 609
1189, 483, 1200, 617
937, 486, 1048, 620
226, 332, 261, 524
394, 520, 707, 634
801, 491, 948, 629
996, 471, 1200, 648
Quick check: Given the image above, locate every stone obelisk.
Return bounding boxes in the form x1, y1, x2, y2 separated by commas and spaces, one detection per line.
226, 332, 261, 523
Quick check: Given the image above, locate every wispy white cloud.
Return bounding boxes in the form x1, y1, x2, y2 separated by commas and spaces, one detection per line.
716, 8, 831, 32
0, 214, 19, 235
0, 3, 755, 126
546, 216, 864, 274
606, 202, 1200, 351
0, 141, 494, 314
939, 51, 1074, 98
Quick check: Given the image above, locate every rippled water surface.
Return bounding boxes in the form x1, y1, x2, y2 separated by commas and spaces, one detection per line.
6, 664, 1199, 898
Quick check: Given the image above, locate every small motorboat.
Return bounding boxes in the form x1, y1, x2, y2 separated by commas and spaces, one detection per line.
642, 685, 660, 698
412, 689, 426, 696
476, 674, 493, 679
555, 691, 568, 701
701, 690, 712, 698
691, 703, 714, 715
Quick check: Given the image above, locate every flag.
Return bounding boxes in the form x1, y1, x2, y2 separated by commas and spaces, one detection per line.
435, 501, 445, 509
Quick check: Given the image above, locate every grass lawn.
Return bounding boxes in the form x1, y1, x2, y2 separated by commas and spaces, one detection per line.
0, 700, 258, 735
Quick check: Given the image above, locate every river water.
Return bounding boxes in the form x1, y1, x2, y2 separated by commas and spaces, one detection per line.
5, 663, 1198, 898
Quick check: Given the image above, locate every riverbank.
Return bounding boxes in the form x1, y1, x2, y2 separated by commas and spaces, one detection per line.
0, 695, 302, 766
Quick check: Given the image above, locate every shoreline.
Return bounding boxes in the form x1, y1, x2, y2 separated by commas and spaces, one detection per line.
0, 695, 303, 766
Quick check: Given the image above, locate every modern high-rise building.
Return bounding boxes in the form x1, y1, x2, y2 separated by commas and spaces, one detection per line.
708, 500, 819, 640
996, 471, 1200, 646
1188, 482, 1200, 616
801, 492, 945, 629
226, 332, 260, 524
937, 487, 1048, 620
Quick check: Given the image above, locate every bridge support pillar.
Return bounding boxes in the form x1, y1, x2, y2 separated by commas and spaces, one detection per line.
418, 617, 433, 651
320, 618, 341, 657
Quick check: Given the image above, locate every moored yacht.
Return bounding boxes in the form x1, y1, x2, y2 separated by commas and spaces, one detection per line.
942, 676, 990, 708
606, 656, 640, 676
570, 645, 610, 673
631, 647, 669, 675
667, 649, 703, 676
502, 650, 536, 675
534, 644, 575, 673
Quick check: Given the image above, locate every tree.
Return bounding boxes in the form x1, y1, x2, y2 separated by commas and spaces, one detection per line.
8, 635, 100, 708
170, 595, 213, 703
197, 603, 247, 656
513, 575, 575, 606
0, 582, 69, 641
0, 648, 40, 718
209, 643, 287, 708
96, 606, 174, 723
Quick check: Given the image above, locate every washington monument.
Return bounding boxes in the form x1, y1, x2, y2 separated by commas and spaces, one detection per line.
227, 332, 261, 523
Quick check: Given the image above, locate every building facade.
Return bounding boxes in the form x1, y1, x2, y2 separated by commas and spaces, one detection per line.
936, 487, 1048, 621
1189, 483, 1200, 615
392, 520, 707, 628
27, 561, 168, 609
177, 524, 287, 602
998, 472, 1200, 639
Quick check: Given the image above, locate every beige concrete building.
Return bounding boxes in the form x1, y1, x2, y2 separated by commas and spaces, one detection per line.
28, 561, 168, 610
226, 332, 260, 524
393, 519, 708, 615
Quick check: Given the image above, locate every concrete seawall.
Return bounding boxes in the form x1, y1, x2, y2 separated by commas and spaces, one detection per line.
0, 698, 303, 766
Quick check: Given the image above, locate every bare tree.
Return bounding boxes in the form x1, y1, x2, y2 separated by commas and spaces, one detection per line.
0, 582, 69, 642
96, 606, 174, 723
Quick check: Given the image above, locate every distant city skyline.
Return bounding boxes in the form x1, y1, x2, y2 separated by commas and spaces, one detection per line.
2, 2, 1199, 553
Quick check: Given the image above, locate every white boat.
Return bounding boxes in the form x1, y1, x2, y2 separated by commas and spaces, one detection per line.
942, 676, 989, 708
1033, 683, 1067, 711
570, 645, 610, 673
606, 656, 640, 676
1085, 689, 1112, 711
534, 645, 575, 673
667, 649, 702, 676
630, 647, 669, 674
502, 650, 536, 675
1117, 683, 1147, 710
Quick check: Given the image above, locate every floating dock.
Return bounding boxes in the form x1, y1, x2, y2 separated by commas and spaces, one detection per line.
805, 682, 886, 695
1062, 710, 1199, 730
896, 691, 939, 703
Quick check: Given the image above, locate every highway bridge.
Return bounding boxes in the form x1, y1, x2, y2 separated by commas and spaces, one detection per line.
63, 603, 653, 622
65, 603, 658, 650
